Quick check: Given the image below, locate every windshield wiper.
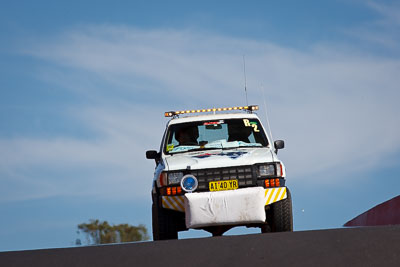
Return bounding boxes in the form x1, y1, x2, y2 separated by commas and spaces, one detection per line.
168, 143, 265, 155
237, 145, 263, 148
169, 146, 223, 155
189, 147, 224, 153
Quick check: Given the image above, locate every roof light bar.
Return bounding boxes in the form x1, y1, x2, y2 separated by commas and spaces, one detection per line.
164, 105, 259, 117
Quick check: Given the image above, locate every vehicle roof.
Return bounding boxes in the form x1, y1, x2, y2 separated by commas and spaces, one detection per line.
167, 112, 261, 125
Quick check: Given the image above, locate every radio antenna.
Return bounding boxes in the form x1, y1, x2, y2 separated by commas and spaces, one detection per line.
243, 55, 249, 106
260, 84, 274, 145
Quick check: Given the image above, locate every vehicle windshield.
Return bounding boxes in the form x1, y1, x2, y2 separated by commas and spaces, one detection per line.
164, 118, 269, 154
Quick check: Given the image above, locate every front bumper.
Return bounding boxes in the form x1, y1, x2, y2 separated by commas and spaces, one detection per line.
161, 186, 287, 228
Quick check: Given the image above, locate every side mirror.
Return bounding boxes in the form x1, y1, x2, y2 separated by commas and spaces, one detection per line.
146, 150, 159, 159
274, 140, 285, 153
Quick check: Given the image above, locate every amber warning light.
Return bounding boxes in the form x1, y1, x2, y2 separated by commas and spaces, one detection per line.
164, 105, 259, 117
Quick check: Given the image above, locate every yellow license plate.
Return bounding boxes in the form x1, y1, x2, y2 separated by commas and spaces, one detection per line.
209, 179, 239, 191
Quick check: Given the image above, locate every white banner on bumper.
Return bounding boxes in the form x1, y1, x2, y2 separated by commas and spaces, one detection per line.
185, 187, 267, 228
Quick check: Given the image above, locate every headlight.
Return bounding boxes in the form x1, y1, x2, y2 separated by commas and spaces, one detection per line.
168, 172, 184, 185
259, 164, 275, 176
180, 174, 198, 193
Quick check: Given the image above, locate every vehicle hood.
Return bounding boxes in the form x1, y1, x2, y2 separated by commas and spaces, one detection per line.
164, 147, 276, 171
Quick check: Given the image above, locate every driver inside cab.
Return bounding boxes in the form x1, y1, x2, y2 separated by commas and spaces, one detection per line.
175, 126, 199, 146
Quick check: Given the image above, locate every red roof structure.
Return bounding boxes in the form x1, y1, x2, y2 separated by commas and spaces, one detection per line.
344, 195, 400, 227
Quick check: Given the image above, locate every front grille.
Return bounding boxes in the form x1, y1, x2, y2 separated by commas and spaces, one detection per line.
190, 166, 255, 191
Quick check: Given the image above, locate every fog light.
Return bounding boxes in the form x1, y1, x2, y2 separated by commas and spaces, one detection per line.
180, 174, 198, 193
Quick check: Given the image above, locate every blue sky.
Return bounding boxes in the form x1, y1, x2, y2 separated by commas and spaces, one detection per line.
1, 0, 400, 251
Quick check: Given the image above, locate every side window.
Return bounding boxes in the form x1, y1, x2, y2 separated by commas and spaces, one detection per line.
171, 132, 179, 146
248, 132, 257, 143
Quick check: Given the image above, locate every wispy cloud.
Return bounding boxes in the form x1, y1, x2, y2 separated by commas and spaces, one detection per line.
342, 1, 400, 51
2, 17, 400, 202
0, 105, 162, 202
367, 1, 400, 26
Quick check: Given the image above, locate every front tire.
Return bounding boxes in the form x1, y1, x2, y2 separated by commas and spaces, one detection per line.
271, 188, 293, 232
152, 198, 179, 240
262, 188, 293, 233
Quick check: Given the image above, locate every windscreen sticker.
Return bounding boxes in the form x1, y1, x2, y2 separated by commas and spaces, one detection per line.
166, 144, 174, 152
192, 151, 247, 159
243, 119, 260, 132
203, 120, 224, 126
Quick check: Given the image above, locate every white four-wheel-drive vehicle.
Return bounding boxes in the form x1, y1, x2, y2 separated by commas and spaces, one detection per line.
146, 105, 293, 240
